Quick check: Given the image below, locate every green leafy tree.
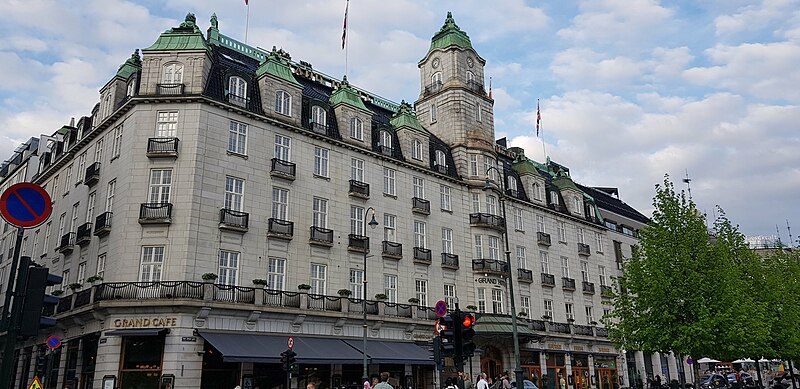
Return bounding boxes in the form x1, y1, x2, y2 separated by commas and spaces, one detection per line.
761, 249, 800, 360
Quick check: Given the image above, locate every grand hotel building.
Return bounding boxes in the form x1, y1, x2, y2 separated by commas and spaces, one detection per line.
0, 11, 688, 389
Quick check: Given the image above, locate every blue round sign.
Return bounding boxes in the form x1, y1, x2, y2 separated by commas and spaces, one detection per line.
46, 335, 61, 349
0, 183, 52, 228
435, 300, 448, 317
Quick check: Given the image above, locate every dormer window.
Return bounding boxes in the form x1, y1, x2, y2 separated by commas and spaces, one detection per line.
126, 77, 136, 97
550, 190, 559, 205
350, 117, 363, 140
532, 183, 542, 201
435, 150, 447, 168
412, 139, 423, 160
275, 90, 291, 116
228, 76, 247, 107
573, 197, 582, 215
507, 176, 518, 195
310, 106, 327, 134
379, 130, 392, 150
162, 63, 183, 84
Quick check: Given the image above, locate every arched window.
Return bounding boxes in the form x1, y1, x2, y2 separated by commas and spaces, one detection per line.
275, 90, 291, 116
431, 72, 442, 85
350, 117, 363, 140
435, 150, 447, 168
573, 196, 582, 215
466, 71, 475, 83
550, 190, 559, 205
228, 76, 247, 107
532, 183, 542, 201
412, 139, 423, 160
379, 130, 392, 150
507, 176, 518, 194
126, 77, 136, 97
430, 104, 438, 123
162, 63, 183, 84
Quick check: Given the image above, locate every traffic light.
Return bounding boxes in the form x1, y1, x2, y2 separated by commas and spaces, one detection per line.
280, 348, 297, 371
459, 312, 477, 357
437, 314, 456, 355
431, 337, 443, 371
19, 262, 62, 337
34, 354, 46, 376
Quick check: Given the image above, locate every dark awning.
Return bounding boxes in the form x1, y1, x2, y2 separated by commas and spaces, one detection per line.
343, 339, 434, 365
105, 328, 170, 337
197, 331, 364, 364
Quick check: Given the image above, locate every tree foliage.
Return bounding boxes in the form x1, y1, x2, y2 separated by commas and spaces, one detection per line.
606, 175, 774, 360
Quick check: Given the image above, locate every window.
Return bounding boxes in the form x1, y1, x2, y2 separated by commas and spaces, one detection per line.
599, 265, 607, 286
383, 168, 396, 195
350, 117, 363, 140
580, 261, 589, 282
550, 190, 559, 205
486, 195, 497, 215
431, 72, 442, 85
565, 303, 575, 321
540, 251, 550, 274
105, 180, 116, 212
476, 99, 482, 122
58, 213, 66, 238
351, 158, 365, 182
94, 138, 104, 163
472, 193, 481, 213
63, 164, 72, 195
442, 228, 453, 254
413, 177, 425, 199
577, 228, 586, 244
491, 289, 504, 314
595, 232, 604, 253
96, 253, 106, 278
514, 208, 524, 231
585, 306, 594, 324
474, 235, 483, 258
558, 222, 567, 242
516, 246, 527, 269
477, 288, 486, 312
536, 215, 546, 233
483, 156, 497, 181
70, 202, 80, 232
86, 192, 96, 223
311, 106, 326, 127
435, 150, 447, 168
384, 214, 397, 242
379, 130, 392, 150
126, 78, 136, 97
139, 246, 165, 282
603, 308, 611, 319
487, 236, 500, 259
312, 197, 328, 228
469, 155, 479, 177
310, 264, 327, 295
52, 175, 60, 198
224, 177, 245, 212
414, 221, 427, 248
218, 250, 239, 286
42, 222, 51, 256
61, 270, 69, 290
275, 90, 291, 116
573, 196, 581, 215
268, 258, 286, 291
466, 70, 475, 83
430, 104, 437, 123
228, 76, 247, 104
156, 111, 178, 137
350, 269, 364, 299
561, 256, 570, 278
148, 169, 172, 203
274, 134, 291, 161
112, 125, 123, 159
415, 280, 428, 306
544, 299, 553, 320
521, 296, 531, 316
350, 206, 364, 235
384, 274, 397, 303
228, 121, 247, 155
507, 176, 517, 193
444, 284, 456, 308
162, 63, 183, 84
412, 139, 423, 160
76, 153, 87, 183
532, 183, 542, 201
314, 147, 329, 177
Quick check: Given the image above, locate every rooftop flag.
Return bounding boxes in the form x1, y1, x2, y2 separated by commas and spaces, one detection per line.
536, 100, 541, 137
488, 77, 493, 100
342, 0, 349, 50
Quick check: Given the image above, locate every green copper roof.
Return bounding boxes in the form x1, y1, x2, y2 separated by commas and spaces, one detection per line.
144, 13, 209, 52
329, 76, 368, 110
429, 12, 473, 52
256, 47, 302, 87
389, 100, 426, 133
115, 50, 142, 79
511, 152, 547, 177
551, 172, 580, 192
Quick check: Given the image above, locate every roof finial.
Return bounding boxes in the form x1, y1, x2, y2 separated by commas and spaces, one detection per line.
210, 13, 218, 29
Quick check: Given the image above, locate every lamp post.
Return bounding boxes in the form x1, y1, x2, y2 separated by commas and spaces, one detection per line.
484, 167, 524, 386
362, 207, 379, 385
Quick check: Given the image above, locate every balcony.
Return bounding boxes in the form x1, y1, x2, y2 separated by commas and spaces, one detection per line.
537, 232, 552, 246
518, 268, 533, 283
94, 212, 112, 236
138, 203, 173, 224
412, 197, 431, 215
441, 253, 459, 270
268, 218, 294, 239
574, 324, 594, 336
348, 234, 369, 253
413, 247, 432, 265
472, 258, 509, 275
550, 322, 571, 334
467, 80, 485, 94
541, 273, 556, 287
562, 277, 576, 291
57, 232, 75, 254
226, 93, 248, 108
219, 209, 249, 232
601, 285, 613, 298
147, 137, 180, 158
379, 145, 393, 156
157, 83, 184, 95
310, 122, 328, 135
270, 158, 296, 181
424, 81, 443, 96
595, 327, 610, 337
578, 243, 591, 256
382, 241, 402, 259
433, 163, 448, 175
348, 180, 369, 199
469, 213, 506, 232
309, 226, 334, 246
84, 162, 100, 186
582, 281, 595, 295
76, 222, 93, 246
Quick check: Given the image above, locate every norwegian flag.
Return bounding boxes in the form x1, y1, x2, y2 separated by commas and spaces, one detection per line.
536, 100, 541, 137
342, 0, 349, 50
244, 0, 248, 4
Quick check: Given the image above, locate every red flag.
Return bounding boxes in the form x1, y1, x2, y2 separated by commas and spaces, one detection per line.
342, 0, 349, 50
536, 100, 541, 137
488, 77, 493, 99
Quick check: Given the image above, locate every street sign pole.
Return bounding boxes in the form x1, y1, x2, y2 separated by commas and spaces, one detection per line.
0, 230, 31, 386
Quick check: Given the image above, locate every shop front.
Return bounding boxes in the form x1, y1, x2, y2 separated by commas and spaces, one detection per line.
593, 356, 619, 389
521, 351, 542, 388
571, 354, 590, 389
545, 353, 567, 389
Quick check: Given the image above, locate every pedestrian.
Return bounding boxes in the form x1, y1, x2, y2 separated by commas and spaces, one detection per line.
445, 378, 458, 389
477, 373, 490, 389
559, 375, 566, 389
464, 373, 475, 389
374, 372, 393, 389
160, 382, 172, 389
373, 378, 380, 388
308, 383, 317, 389
502, 373, 512, 389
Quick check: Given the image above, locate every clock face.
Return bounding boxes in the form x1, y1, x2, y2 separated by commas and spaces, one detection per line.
432, 58, 440, 69
467, 57, 474, 68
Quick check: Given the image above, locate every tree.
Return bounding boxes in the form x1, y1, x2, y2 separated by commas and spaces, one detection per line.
761, 248, 800, 360
606, 176, 770, 361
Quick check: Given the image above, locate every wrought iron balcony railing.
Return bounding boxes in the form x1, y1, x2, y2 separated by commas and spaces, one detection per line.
537, 232, 552, 246
348, 180, 370, 199
267, 218, 294, 239
518, 268, 533, 282
562, 277, 576, 291
219, 209, 249, 232
541, 273, 556, 287
157, 83, 184, 95
94, 212, 112, 236
309, 226, 334, 246
84, 162, 100, 186
413, 247, 431, 264
139, 203, 173, 224
147, 137, 180, 158
382, 241, 402, 259
76, 222, 93, 246
472, 258, 509, 274
57, 232, 75, 254
469, 213, 506, 232
348, 234, 369, 252
578, 243, 591, 256
270, 158, 296, 180
582, 281, 595, 295
441, 253, 459, 270
412, 197, 430, 215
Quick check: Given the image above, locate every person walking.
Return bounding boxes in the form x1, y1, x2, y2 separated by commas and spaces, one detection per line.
374, 372, 393, 389
464, 373, 475, 389
478, 373, 490, 389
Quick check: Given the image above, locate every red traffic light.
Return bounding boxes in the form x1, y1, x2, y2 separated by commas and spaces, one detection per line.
461, 313, 475, 327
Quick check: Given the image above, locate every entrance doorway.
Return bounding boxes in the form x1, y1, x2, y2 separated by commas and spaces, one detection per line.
546, 353, 566, 389
480, 346, 504, 381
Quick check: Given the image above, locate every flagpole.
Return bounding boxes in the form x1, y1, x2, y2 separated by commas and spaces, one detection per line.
343, 0, 350, 77
537, 99, 547, 161
245, 1, 251, 44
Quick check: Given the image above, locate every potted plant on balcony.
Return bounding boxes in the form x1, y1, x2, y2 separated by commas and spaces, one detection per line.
466, 305, 478, 311
68, 282, 83, 292
517, 311, 528, 317
201, 273, 218, 281
52, 290, 64, 297
252, 279, 268, 287
374, 293, 388, 301
407, 297, 420, 305
86, 275, 103, 284
297, 284, 312, 291
541, 314, 552, 321
337, 289, 352, 297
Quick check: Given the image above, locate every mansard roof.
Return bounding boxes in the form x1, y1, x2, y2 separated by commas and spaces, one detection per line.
144, 13, 209, 52
429, 12, 473, 52
577, 184, 650, 225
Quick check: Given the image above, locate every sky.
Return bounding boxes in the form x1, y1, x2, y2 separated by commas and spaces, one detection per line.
0, 0, 798, 242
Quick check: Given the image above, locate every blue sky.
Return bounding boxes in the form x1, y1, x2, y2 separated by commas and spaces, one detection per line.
1, 0, 798, 242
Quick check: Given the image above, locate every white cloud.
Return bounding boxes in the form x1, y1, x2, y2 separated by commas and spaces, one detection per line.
714, 0, 797, 35
557, 0, 674, 47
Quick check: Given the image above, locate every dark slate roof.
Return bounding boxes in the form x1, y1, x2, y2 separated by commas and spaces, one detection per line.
203, 45, 264, 114
576, 184, 650, 224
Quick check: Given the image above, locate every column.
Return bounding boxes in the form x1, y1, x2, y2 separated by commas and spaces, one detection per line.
541, 352, 548, 384
635, 351, 646, 389
162, 327, 204, 388
653, 353, 663, 381
566, 354, 573, 389
93, 336, 123, 389
668, 353, 679, 384
619, 354, 629, 388
588, 355, 595, 389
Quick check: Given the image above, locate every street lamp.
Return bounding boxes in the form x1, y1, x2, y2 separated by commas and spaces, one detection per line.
483, 166, 524, 387
362, 207, 379, 385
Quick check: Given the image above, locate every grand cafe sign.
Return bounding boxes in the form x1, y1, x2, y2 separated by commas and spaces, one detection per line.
113, 316, 179, 328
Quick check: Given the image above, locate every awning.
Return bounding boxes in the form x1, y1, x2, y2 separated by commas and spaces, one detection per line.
474, 315, 540, 339
198, 331, 364, 364
105, 328, 170, 337
343, 339, 434, 365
